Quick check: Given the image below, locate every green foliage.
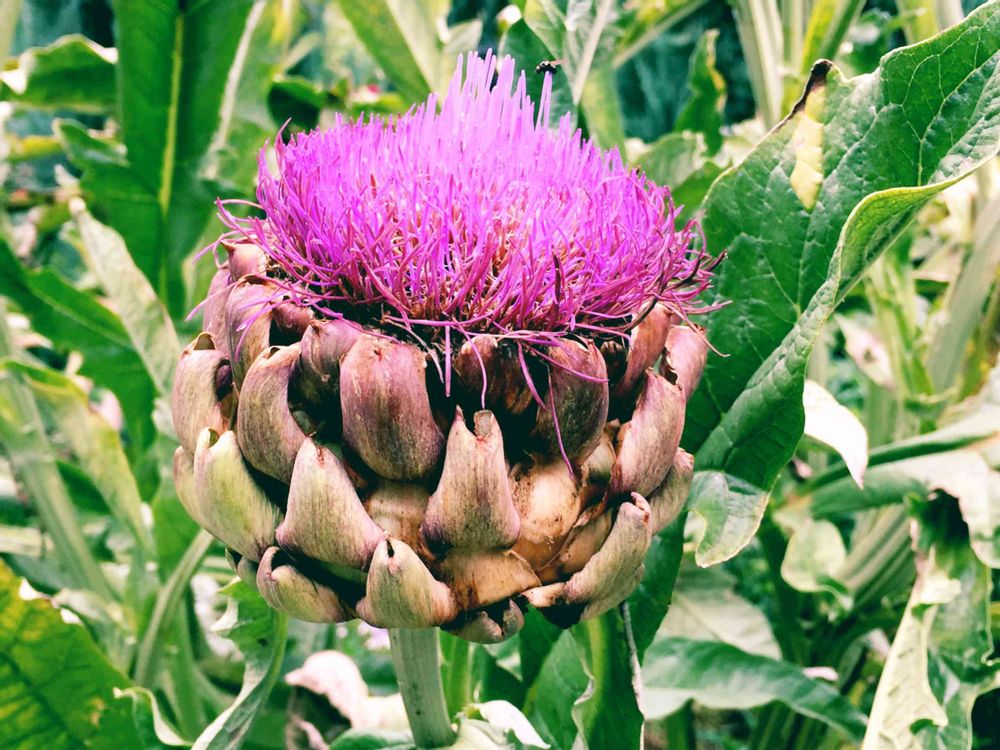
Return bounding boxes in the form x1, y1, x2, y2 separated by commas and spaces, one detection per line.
3, 0, 1000, 748
0, 559, 144, 749
641, 636, 868, 739
689, 2, 1000, 491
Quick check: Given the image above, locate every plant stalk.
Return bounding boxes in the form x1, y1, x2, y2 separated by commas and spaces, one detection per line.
0, 305, 113, 599
134, 529, 214, 686
390, 628, 456, 748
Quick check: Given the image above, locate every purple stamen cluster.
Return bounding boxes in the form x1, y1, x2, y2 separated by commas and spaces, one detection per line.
216, 52, 716, 351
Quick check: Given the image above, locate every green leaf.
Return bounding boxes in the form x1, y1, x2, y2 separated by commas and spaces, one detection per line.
642, 636, 868, 741
816, 449, 1000, 569
0, 238, 156, 449
0, 360, 153, 557
0, 559, 142, 750
0, 315, 113, 599
468, 702, 549, 749
802, 378, 868, 486
674, 29, 726, 153
613, 0, 709, 68
70, 199, 180, 396
625, 509, 686, 659
0, 34, 116, 112
522, 632, 587, 750
863, 507, 998, 749
498, 19, 575, 125
779, 518, 848, 596
659, 563, 782, 658
519, 0, 625, 149
628, 131, 726, 212
517, 607, 563, 691
569, 609, 643, 750
333, 0, 453, 103
199, 0, 304, 195
328, 730, 414, 750
193, 580, 288, 750
687, 470, 768, 566
74, 0, 297, 315
687, 4, 1000, 499
119, 686, 189, 749
799, 0, 866, 73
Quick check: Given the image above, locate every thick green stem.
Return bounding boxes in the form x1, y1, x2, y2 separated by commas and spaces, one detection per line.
389, 628, 456, 748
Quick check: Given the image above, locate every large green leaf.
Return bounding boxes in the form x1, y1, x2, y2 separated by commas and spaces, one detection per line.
657, 563, 781, 658
70, 200, 180, 396
0, 360, 153, 557
68, 0, 297, 316
686, 4, 1000, 495
642, 636, 868, 741
333, 0, 454, 103
518, 0, 625, 149
687, 470, 768, 565
569, 610, 643, 750
522, 631, 587, 749
625, 510, 686, 658
863, 506, 999, 749
193, 580, 288, 750
628, 131, 726, 213
673, 28, 726, 153
0, 238, 156, 449
0, 34, 115, 112
0, 560, 142, 750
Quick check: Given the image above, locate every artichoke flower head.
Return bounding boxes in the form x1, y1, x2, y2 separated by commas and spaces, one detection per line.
173, 52, 719, 642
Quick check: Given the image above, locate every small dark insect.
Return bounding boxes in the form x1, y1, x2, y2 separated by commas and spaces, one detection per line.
534, 59, 563, 75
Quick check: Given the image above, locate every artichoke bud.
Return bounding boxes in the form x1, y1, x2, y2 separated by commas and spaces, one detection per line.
357, 538, 458, 627
525, 493, 651, 625
340, 335, 445, 480
663, 324, 709, 400
578, 432, 616, 501
277, 439, 384, 571
225, 277, 277, 388
175, 53, 720, 641
172, 446, 200, 526
511, 459, 583, 569
365, 482, 431, 555
203, 267, 233, 358
235, 344, 307, 483
609, 304, 674, 410
532, 340, 609, 462
540, 502, 612, 581
294, 318, 364, 407
649, 449, 694, 534
271, 298, 314, 341
257, 546, 354, 623
192, 428, 281, 561
421, 409, 520, 553
453, 335, 533, 416
172, 333, 235, 454
223, 238, 268, 280
446, 599, 525, 643
225, 548, 260, 590
608, 371, 685, 498
439, 549, 540, 610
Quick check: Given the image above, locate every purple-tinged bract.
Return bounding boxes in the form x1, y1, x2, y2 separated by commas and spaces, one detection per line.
217, 52, 715, 348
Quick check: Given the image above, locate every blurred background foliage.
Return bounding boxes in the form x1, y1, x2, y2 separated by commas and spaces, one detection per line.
2, 1, 1000, 749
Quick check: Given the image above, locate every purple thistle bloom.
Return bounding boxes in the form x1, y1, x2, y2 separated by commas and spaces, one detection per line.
215, 52, 716, 358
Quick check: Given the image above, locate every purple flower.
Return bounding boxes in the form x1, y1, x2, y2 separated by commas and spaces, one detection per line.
215, 52, 717, 357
